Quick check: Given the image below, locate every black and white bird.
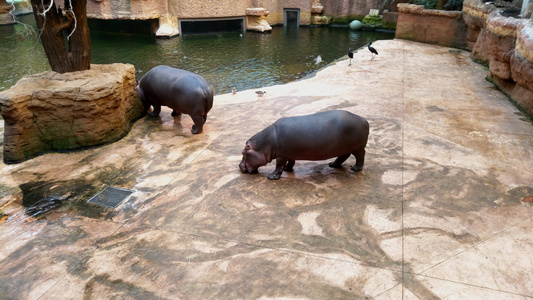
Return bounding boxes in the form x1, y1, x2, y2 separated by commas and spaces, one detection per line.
368, 42, 378, 60
348, 49, 354, 66
255, 90, 266, 97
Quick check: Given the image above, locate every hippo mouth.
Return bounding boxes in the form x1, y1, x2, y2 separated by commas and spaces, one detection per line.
240, 160, 257, 174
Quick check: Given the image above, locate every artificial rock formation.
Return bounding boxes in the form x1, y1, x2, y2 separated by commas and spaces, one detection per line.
0, 63, 144, 164
464, 1, 533, 115
156, 16, 179, 37
483, 9, 522, 80
503, 21, 533, 114
246, 8, 272, 32
463, 0, 494, 52
396, 4, 467, 48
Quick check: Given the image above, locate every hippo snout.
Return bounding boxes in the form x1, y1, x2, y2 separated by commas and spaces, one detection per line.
239, 159, 248, 173
239, 158, 258, 174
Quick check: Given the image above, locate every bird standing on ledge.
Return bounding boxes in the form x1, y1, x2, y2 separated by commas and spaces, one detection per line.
368, 42, 378, 60
348, 49, 354, 66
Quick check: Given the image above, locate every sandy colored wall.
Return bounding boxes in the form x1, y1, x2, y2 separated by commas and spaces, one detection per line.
320, 0, 382, 17
85, 0, 380, 25
85, 0, 167, 19
170, 0, 253, 19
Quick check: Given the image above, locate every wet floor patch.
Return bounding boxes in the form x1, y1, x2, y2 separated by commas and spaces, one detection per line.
19, 180, 111, 219
87, 187, 134, 208
25, 196, 67, 218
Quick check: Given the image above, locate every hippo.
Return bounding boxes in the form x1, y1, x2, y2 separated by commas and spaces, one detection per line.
136, 65, 214, 134
239, 110, 369, 180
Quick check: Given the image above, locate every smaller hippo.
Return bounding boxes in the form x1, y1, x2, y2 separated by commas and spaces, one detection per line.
136, 65, 214, 134
239, 110, 369, 180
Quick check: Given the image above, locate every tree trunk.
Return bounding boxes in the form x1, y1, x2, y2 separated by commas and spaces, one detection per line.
31, 0, 90, 73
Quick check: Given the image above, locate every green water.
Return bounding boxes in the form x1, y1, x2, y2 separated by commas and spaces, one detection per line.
0, 14, 394, 94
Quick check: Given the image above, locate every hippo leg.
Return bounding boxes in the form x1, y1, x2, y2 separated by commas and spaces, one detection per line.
171, 110, 182, 116
329, 154, 350, 168
284, 160, 295, 172
149, 105, 161, 117
268, 158, 288, 180
191, 115, 205, 134
351, 149, 365, 172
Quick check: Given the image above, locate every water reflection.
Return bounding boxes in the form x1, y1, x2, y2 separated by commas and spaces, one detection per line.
0, 14, 394, 94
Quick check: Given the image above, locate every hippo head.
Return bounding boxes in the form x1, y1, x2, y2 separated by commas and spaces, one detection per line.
239, 140, 268, 174
135, 84, 151, 111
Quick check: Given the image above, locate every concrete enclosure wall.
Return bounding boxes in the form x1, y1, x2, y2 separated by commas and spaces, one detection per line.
395, 4, 467, 49
83, 0, 389, 28
85, 0, 317, 25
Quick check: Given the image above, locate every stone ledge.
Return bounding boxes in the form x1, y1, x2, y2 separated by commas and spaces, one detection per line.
0, 63, 145, 164
246, 8, 269, 17
397, 4, 463, 19
311, 5, 324, 14
396, 4, 467, 48
516, 21, 533, 62
486, 9, 524, 37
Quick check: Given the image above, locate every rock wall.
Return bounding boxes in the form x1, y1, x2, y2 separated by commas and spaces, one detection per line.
395, 4, 467, 49
463, 0, 533, 116
483, 9, 523, 80
489, 20, 533, 115
462, 0, 494, 52
0, 64, 145, 164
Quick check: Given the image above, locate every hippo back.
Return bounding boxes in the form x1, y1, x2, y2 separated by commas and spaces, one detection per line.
275, 110, 369, 161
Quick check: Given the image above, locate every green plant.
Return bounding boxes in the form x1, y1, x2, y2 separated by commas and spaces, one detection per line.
362, 15, 382, 26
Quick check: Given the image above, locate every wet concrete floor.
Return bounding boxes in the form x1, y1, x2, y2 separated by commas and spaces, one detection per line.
0, 39, 532, 299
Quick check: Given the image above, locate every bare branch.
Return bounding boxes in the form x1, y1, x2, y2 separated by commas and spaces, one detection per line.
66, 0, 77, 41
40, 0, 54, 16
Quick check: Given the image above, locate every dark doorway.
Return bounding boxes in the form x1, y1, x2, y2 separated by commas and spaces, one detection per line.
284, 9, 300, 28
179, 18, 245, 35
88, 18, 155, 35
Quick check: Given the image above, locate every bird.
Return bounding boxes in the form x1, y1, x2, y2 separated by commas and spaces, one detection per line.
255, 91, 266, 97
348, 48, 354, 66
315, 55, 322, 65
368, 42, 378, 60
232, 87, 237, 94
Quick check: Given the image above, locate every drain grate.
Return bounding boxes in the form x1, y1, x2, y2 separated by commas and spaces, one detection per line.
87, 186, 134, 208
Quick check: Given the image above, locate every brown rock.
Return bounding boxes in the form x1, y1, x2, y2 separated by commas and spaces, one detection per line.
481, 9, 524, 80
511, 51, 533, 91
471, 28, 491, 64
0, 63, 144, 164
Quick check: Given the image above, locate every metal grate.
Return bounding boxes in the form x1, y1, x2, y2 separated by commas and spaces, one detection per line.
87, 186, 134, 208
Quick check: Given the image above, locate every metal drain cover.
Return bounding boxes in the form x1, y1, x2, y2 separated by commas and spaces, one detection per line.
87, 186, 134, 208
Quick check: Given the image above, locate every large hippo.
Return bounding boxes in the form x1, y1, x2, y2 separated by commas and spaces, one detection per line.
136, 65, 214, 134
239, 110, 369, 180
